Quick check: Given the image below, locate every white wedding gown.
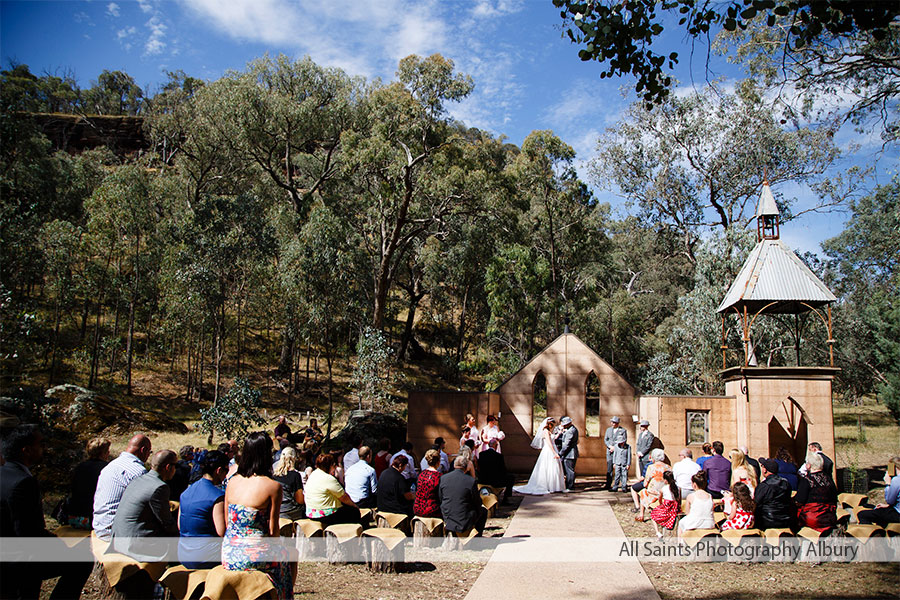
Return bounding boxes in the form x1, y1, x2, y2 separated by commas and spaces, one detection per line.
513, 433, 565, 495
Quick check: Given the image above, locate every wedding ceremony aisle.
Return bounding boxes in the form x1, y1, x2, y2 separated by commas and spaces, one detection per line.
465, 487, 660, 600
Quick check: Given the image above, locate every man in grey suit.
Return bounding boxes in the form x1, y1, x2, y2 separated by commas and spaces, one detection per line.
636, 420, 655, 477
603, 416, 623, 490
111, 449, 178, 562
558, 416, 579, 491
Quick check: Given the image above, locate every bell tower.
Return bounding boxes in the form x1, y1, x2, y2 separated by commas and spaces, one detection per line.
717, 181, 839, 463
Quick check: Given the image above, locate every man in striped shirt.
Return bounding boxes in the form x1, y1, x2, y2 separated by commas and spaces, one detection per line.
92, 434, 152, 540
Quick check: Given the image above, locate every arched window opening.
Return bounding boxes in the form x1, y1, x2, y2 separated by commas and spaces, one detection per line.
533, 372, 547, 436
585, 371, 600, 437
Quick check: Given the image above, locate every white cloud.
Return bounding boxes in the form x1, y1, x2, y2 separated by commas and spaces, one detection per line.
138, 0, 154, 14
471, 0, 524, 19
144, 16, 167, 56
116, 25, 136, 51
107, 3, 120, 18
73, 11, 91, 24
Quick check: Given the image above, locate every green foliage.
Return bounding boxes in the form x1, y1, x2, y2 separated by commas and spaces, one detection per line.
199, 377, 265, 441
351, 327, 395, 412
552, 0, 899, 108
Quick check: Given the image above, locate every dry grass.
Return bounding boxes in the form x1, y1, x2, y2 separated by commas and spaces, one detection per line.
832, 397, 899, 470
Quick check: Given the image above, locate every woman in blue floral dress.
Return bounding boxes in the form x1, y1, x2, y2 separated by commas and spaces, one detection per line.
222, 432, 295, 598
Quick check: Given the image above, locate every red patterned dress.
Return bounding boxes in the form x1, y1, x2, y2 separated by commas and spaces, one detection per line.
650, 486, 679, 530
413, 469, 442, 517
721, 507, 755, 530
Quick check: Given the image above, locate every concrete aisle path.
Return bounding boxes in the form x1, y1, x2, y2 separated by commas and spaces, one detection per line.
464, 488, 660, 600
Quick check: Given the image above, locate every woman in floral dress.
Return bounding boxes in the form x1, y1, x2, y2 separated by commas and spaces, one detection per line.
222, 432, 294, 598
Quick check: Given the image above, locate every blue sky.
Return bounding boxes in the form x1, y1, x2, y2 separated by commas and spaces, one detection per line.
2, 0, 895, 254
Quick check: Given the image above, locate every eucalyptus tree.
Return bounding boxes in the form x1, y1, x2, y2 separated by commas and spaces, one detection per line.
340, 54, 475, 331
592, 80, 841, 264
83, 163, 159, 392
280, 202, 367, 434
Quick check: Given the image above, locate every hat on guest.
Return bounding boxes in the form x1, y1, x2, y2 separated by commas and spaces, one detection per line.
759, 457, 779, 474
639, 420, 650, 427
560, 416, 573, 426
610, 416, 620, 423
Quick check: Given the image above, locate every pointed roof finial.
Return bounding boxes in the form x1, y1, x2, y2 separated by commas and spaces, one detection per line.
756, 180, 779, 218
563, 313, 570, 334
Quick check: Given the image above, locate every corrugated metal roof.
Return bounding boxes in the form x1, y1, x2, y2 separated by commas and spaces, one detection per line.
756, 183, 779, 217
717, 238, 836, 313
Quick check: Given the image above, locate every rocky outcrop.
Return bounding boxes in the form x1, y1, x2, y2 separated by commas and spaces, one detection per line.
24, 113, 149, 155
328, 411, 407, 451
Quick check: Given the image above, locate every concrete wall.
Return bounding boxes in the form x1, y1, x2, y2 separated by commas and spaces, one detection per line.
495, 334, 636, 474
639, 395, 737, 463
723, 367, 837, 464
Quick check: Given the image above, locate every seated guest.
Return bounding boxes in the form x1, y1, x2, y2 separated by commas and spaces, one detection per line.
272, 447, 305, 521
754, 458, 795, 530
650, 471, 680, 539
740, 446, 762, 482
435, 437, 451, 473
273, 438, 291, 464
721, 481, 755, 530
419, 443, 441, 473
67, 437, 111, 529
372, 438, 392, 478
222, 432, 294, 598
857, 457, 900, 528
775, 447, 799, 491
701, 440, 731, 499
111, 450, 179, 562
414, 449, 443, 518
439, 455, 487, 535
343, 435, 363, 472
169, 445, 194, 501
798, 442, 834, 481
93, 433, 152, 540
189, 449, 208, 484
729, 448, 758, 494
795, 451, 837, 532
632, 449, 669, 521
378, 454, 414, 516
458, 445, 478, 479
274, 415, 291, 444
0, 425, 93, 600
696, 442, 713, 468
391, 442, 418, 481
672, 448, 701, 500
344, 446, 377, 509
304, 453, 360, 526
678, 471, 715, 534
178, 450, 228, 568
477, 439, 514, 501
305, 418, 324, 442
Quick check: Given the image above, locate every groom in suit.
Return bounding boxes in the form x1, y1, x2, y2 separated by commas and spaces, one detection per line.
558, 416, 579, 491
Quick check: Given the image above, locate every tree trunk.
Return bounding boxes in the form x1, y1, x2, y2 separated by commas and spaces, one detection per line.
79, 297, 90, 342
88, 249, 113, 389
126, 235, 139, 396
48, 299, 62, 385
455, 285, 470, 368
278, 327, 294, 374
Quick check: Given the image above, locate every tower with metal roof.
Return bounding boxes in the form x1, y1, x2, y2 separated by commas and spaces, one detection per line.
718, 181, 838, 463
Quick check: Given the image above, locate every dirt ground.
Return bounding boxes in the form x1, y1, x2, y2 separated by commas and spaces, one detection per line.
607, 492, 900, 600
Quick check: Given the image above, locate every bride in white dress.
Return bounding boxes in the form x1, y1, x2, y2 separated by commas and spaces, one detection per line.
513, 417, 565, 495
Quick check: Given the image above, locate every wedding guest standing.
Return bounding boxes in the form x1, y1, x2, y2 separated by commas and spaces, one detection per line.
636, 420, 654, 477
480, 415, 506, 454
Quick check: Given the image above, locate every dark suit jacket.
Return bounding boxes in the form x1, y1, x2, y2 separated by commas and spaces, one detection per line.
0, 461, 51, 538
745, 456, 762, 482
111, 470, 177, 561
477, 449, 509, 487
558, 426, 579, 460
439, 468, 481, 533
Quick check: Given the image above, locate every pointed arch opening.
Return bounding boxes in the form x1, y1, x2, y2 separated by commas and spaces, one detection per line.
585, 371, 600, 437
533, 371, 547, 436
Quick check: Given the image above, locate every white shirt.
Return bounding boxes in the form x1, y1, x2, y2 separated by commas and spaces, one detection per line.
343, 447, 360, 472
419, 450, 451, 474
391, 449, 417, 480
672, 457, 701, 493
92, 451, 148, 540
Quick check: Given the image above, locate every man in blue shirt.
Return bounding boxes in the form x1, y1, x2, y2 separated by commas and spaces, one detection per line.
858, 462, 900, 528
344, 446, 377, 508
